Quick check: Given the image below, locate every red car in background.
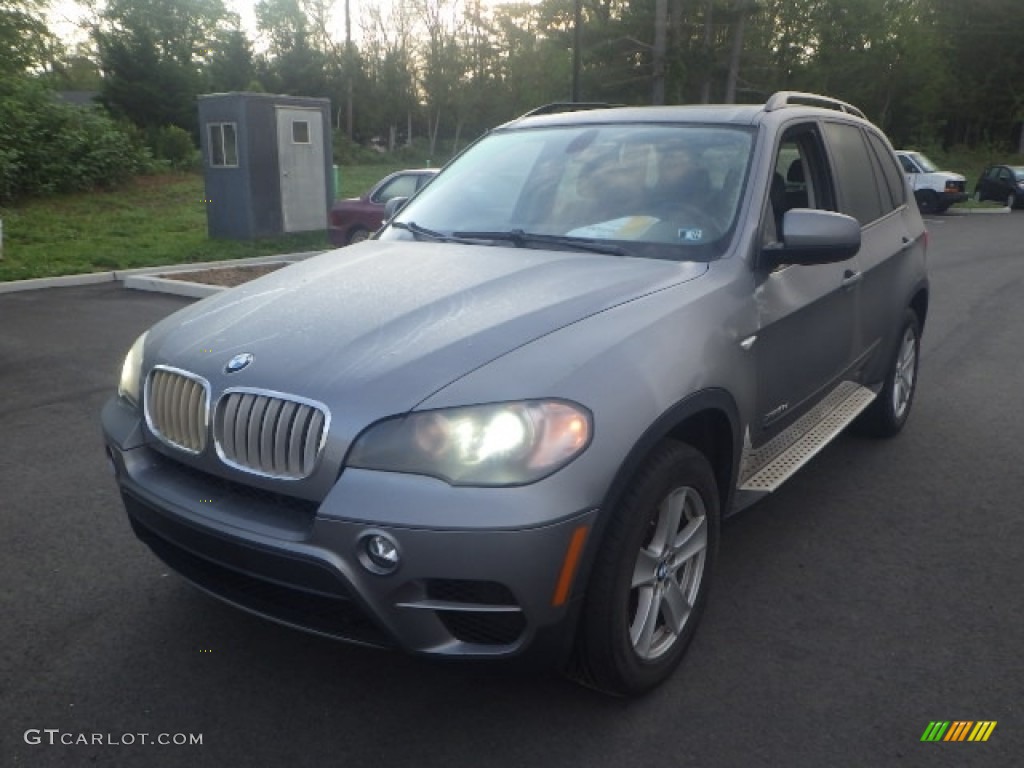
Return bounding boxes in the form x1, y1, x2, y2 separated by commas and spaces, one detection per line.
329, 169, 438, 246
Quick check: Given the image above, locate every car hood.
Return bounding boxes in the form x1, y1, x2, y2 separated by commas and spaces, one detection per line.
917, 170, 966, 183
146, 241, 706, 434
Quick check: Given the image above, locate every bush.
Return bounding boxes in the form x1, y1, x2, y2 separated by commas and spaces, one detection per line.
0, 75, 153, 205
333, 133, 391, 165
151, 125, 198, 171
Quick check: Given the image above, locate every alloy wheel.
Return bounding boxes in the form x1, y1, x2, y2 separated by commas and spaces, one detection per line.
892, 326, 917, 420
629, 486, 708, 660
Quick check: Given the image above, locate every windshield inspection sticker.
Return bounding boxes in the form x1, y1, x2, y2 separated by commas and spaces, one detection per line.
568, 216, 658, 240
678, 228, 704, 242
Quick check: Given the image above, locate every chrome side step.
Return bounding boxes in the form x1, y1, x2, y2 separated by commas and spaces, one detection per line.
739, 381, 876, 493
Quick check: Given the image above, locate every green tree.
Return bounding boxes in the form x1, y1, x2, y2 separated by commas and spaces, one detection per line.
49, 53, 104, 91
1, 0, 59, 75
932, 0, 1024, 148
362, 1, 419, 147
92, 0, 228, 134
206, 24, 255, 93
254, 0, 330, 97
414, 0, 468, 158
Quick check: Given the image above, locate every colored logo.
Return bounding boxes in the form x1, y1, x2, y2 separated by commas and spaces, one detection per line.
920, 721, 997, 742
225, 353, 253, 374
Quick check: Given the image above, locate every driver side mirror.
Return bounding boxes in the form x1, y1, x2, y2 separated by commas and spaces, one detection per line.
384, 196, 409, 221
760, 209, 861, 270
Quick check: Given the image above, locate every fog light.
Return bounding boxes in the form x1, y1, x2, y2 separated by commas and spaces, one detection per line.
361, 533, 401, 574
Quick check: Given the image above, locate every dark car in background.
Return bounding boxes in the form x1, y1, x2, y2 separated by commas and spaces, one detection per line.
974, 164, 1024, 209
329, 169, 438, 246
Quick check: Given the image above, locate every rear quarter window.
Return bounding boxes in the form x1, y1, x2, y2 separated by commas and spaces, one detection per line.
865, 132, 906, 211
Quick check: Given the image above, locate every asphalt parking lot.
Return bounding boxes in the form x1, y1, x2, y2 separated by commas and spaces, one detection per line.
1, 212, 1021, 767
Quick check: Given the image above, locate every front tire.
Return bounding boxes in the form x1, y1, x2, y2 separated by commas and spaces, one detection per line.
855, 309, 921, 437
573, 441, 719, 696
347, 227, 370, 245
915, 190, 939, 214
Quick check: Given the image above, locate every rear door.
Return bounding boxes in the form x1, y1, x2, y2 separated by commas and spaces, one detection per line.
821, 121, 924, 387
994, 166, 1015, 201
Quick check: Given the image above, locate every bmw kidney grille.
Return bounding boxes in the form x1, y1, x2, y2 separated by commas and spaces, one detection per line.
215, 390, 328, 479
145, 368, 328, 479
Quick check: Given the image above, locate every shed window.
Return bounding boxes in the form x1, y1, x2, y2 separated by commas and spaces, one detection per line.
292, 120, 310, 144
208, 123, 238, 167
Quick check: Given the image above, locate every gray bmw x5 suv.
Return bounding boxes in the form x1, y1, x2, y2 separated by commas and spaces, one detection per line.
102, 92, 928, 695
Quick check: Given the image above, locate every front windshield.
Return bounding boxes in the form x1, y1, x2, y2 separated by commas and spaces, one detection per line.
910, 152, 939, 173
379, 123, 754, 261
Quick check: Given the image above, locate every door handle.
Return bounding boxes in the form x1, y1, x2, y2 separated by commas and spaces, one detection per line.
841, 269, 862, 289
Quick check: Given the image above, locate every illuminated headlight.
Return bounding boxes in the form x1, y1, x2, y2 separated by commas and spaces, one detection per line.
117, 332, 148, 406
348, 400, 592, 486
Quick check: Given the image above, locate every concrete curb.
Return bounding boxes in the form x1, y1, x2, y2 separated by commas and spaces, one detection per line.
944, 205, 1011, 216
0, 250, 324, 296
0, 270, 115, 294
121, 274, 227, 299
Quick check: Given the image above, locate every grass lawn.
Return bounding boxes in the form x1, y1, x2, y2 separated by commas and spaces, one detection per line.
0, 165, 404, 283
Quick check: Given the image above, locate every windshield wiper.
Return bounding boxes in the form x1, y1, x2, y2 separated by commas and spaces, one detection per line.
451, 229, 629, 256
389, 220, 475, 244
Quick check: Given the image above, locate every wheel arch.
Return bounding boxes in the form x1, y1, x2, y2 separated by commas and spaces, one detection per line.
598, 389, 741, 533
557, 389, 741, 677
909, 283, 929, 332
573, 389, 741, 602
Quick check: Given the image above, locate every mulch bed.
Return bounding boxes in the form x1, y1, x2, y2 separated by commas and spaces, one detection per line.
160, 263, 287, 287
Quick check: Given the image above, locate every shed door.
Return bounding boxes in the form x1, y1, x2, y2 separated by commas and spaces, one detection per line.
276, 107, 327, 232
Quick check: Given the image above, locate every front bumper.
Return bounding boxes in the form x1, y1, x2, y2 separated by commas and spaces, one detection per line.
103, 398, 598, 660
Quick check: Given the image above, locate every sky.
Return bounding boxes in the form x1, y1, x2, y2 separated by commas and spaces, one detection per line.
44, 0, 531, 52
45, 1, 355, 51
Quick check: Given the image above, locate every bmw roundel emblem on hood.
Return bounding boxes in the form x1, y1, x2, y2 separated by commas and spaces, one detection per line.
225, 353, 254, 373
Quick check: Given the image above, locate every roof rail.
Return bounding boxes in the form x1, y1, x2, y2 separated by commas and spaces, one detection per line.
518, 102, 622, 119
764, 91, 866, 120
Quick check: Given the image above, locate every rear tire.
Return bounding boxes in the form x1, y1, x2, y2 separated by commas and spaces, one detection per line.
854, 309, 921, 438
572, 441, 719, 696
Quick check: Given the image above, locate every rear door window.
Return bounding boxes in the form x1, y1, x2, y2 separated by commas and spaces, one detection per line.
823, 122, 885, 225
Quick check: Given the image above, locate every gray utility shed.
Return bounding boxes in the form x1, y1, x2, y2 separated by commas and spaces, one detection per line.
198, 92, 332, 239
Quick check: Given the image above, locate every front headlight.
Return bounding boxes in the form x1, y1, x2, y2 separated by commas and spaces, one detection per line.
117, 332, 148, 406
348, 400, 592, 486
